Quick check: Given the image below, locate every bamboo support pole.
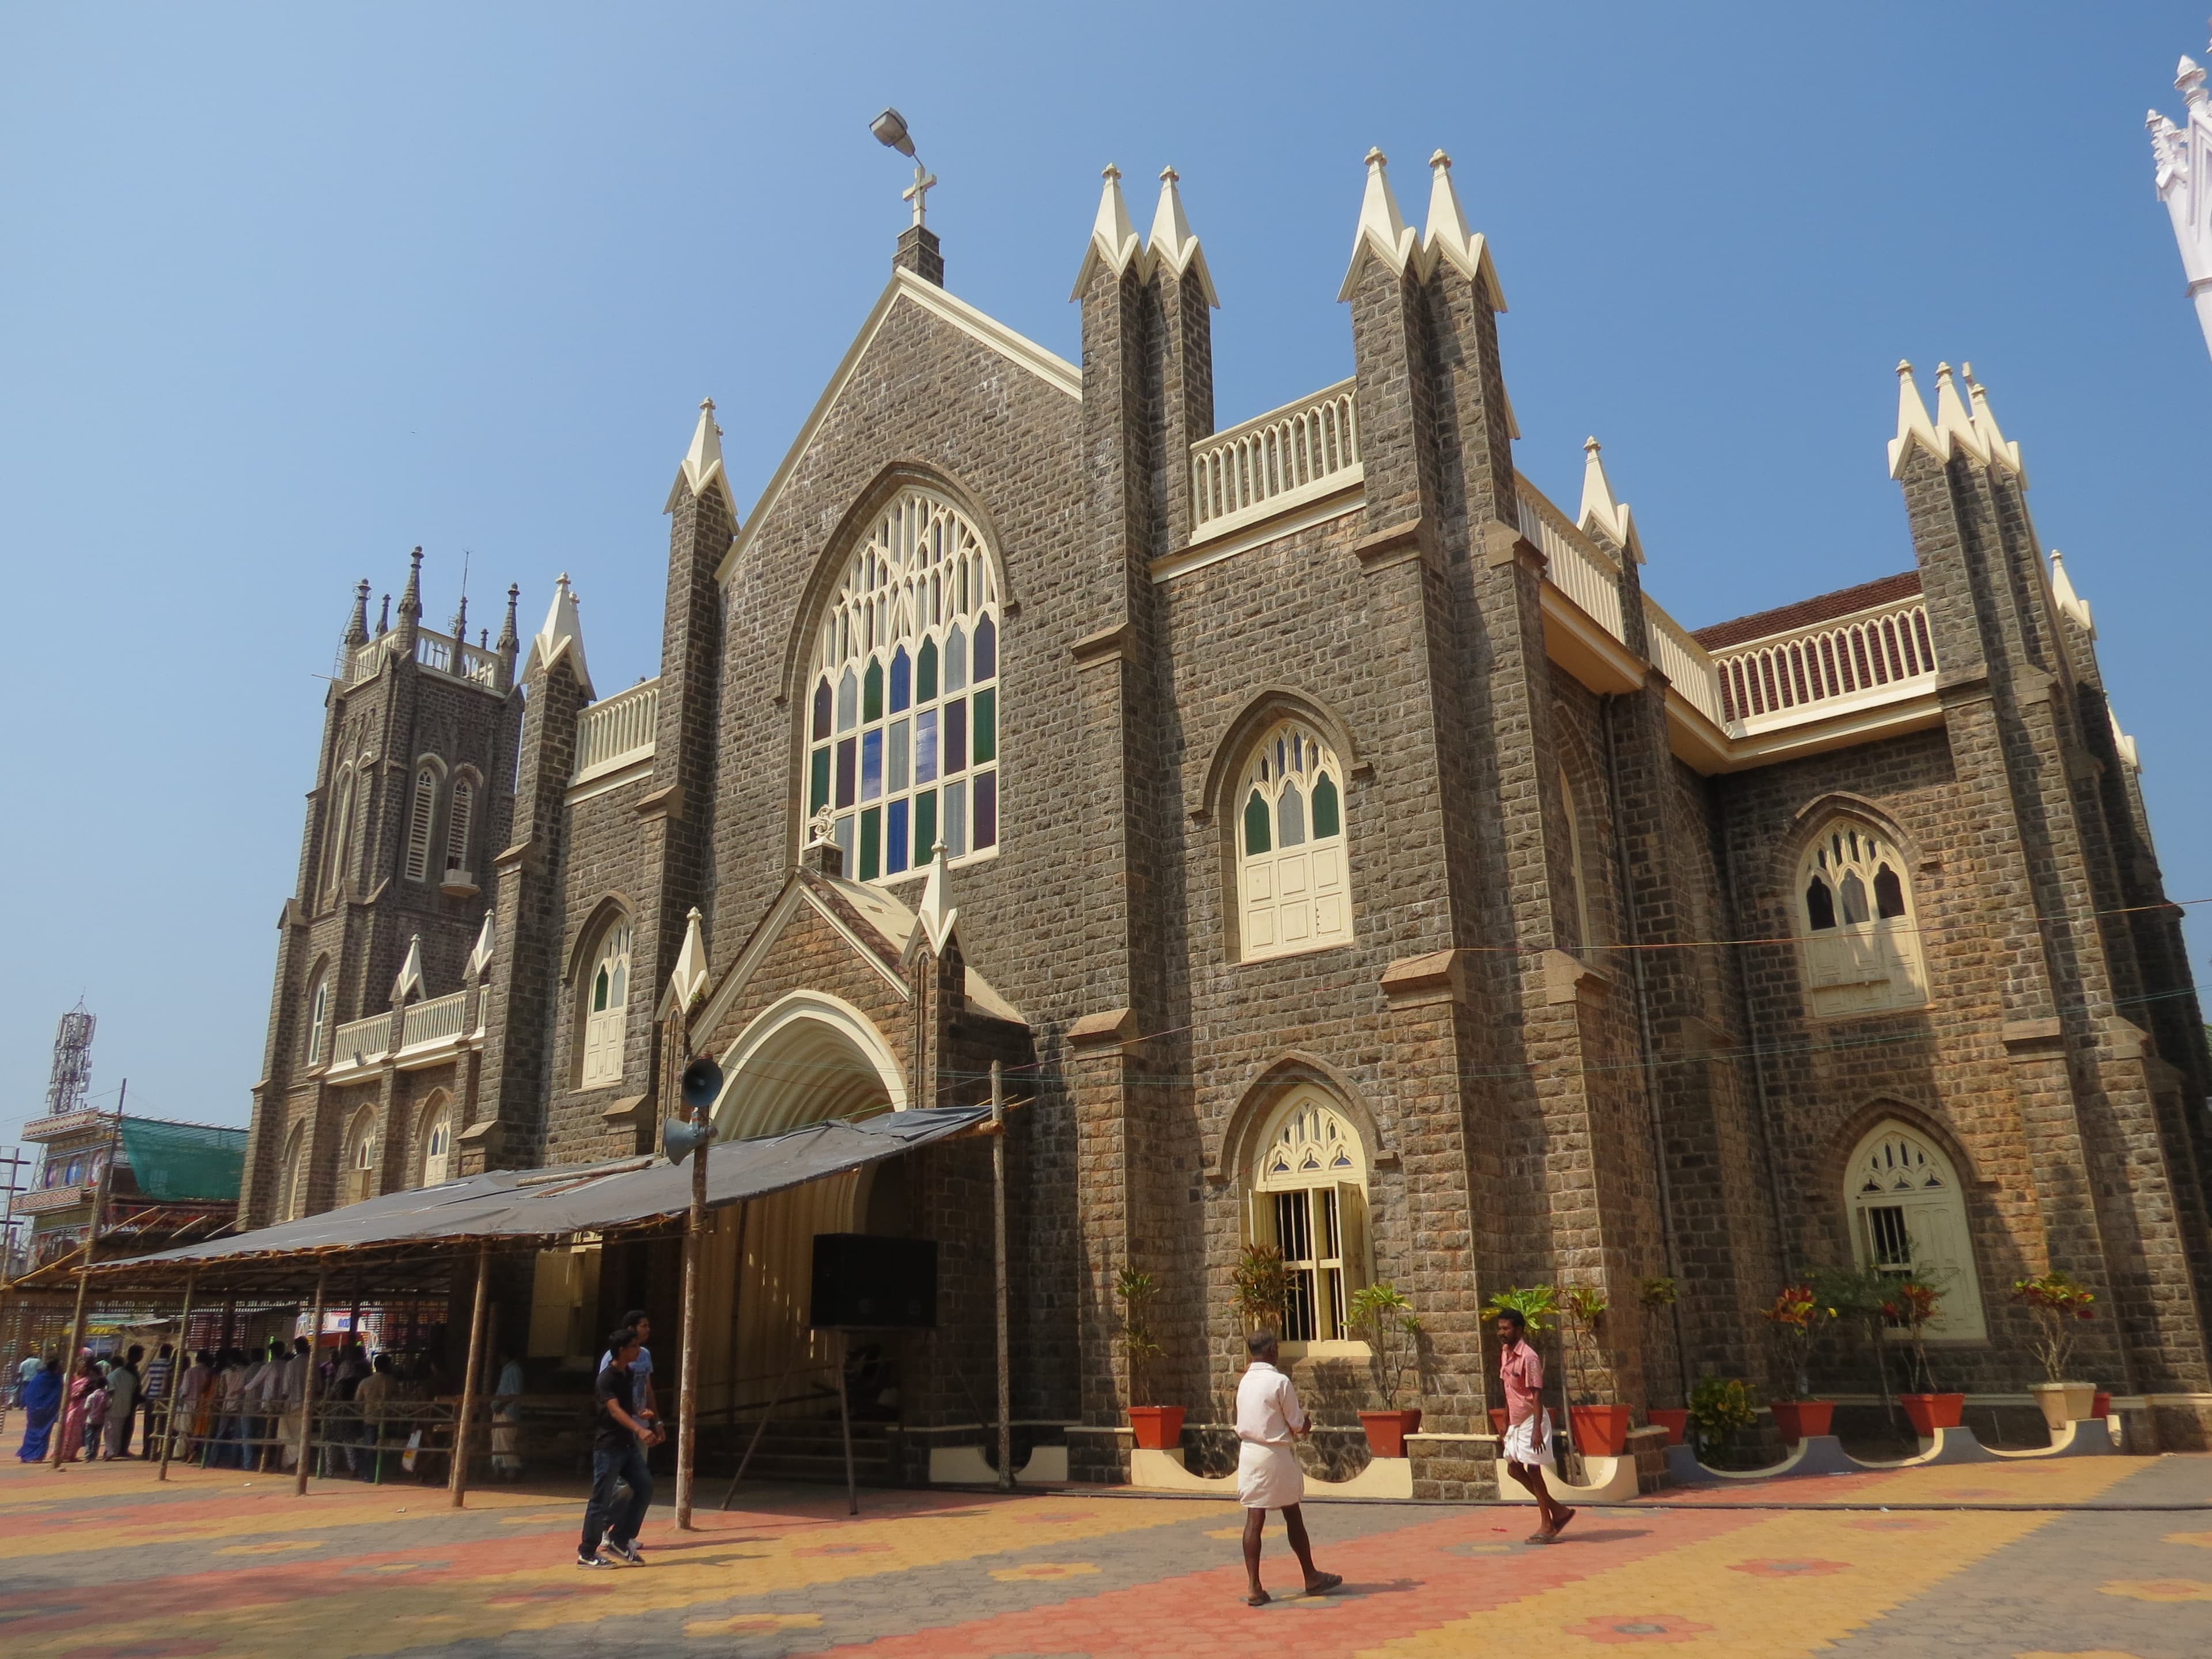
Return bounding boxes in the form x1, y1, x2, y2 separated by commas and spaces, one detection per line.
448, 1244, 491, 1508
675, 1012, 707, 1530
294, 1269, 327, 1496
157, 1272, 196, 1483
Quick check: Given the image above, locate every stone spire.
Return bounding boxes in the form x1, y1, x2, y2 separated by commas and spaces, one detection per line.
2048, 550, 2094, 635
1961, 363, 2024, 478
392, 934, 426, 1006
1070, 164, 1142, 297
1146, 166, 1219, 305
376, 593, 390, 637
395, 546, 424, 650
1337, 147, 1420, 301
1931, 362, 1986, 463
662, 906, 712, 1015
467, 908, 497, 980
343, 579, 370, 649
496, 582, 520, 655
1886, 360, 1943, 478
911, 840, 959, 956
1421, 150, 1507, 309
666, 397, 738, 517
1576, 437, 1642, 562
2149, 32, 2212, 362
526, 572, 594, 696
449, 592, 469, 647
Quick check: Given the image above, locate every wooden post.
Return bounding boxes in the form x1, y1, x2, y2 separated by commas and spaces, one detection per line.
294, 1269, 327, 1496
991, 1062, 1012, 1491
836, 1330, 858, 1517
157, 1272, 196, 1483
54, 1082, 123, 1468
448, 1243, 491, 1508
674, 1012, 707, 1530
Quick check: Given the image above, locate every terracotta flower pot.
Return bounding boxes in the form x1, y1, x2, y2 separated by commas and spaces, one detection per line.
1647, 1408, 1690, 1447
1569, 1404, 1631, 1457
1899, 1393, 1964, 1437
1127, 1406, 1185, 1451
2092, 1391, 2112, 1421
1358, 1408, 1423, 1459
1768, 1400, 1835, 1445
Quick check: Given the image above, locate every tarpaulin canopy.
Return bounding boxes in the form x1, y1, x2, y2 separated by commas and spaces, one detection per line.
81, 1106, 990, 1286
118, 1117, 247, 1202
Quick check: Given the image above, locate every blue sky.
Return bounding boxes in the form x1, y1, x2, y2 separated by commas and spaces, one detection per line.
2, 3, 2207, 1150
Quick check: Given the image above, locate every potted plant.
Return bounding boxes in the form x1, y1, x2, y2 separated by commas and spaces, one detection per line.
1760, 1282, 1836, 1444
2012, 1270, 2098, 1431
1812, 1261, 1903, 1444
1231, 1243, 1288, 1333
1884, 1275, 1964, 1437
1116, 1268, 1179, 1451
1560, 1283, 1630, 1456
1480, 1285, 1558, 1438
1347, 1281, 1425, 1457
1687, 1375, 1758, 1466
1638, 1276, 1688, 1445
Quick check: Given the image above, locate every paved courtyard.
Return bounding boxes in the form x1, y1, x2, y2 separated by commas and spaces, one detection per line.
0, 1452, 2206, 1657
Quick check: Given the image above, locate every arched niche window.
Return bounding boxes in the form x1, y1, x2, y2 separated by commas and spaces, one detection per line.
444, 773, 475, 880
342, 1106, 378, 1205
403, 758, 444, 884
1237, 721, 1351, 962
280, 1124, 308, 1221
305, 971, 330, 1067
805, 488, 1001, 882
1243, 1088, 1370, 1345
1798, 820, 1927, 1016
322, 766, 355, 901
579, 917, 632, 1088
420, 1093, 454, 1187
1559, 764, 1592, 955
1845, 1122, 1987, 1340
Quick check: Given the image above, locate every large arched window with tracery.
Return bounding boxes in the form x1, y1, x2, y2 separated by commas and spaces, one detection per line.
419, 1092, 454, 1187
579, 917, 632, 1088
342, 1106, 378, 1205
1237, 721, 1351, 961
805, 490, 1000, 883
1844, 1121, 1986, 1340
1798, 820, 1927, 1016
1244, 1089, 1370, 1344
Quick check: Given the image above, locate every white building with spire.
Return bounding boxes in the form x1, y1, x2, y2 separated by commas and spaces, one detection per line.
2150, 29, 2212, 361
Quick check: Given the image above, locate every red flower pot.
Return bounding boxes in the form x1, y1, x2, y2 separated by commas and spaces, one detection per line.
1899, 1393, 1964, 1437
1488, 1408, 1509, 1435
1648, 1408, 1690, 1447
1569, 1404, 1631, 1457
1768, 1400, 1835, 1445
1358, 1408, 1423, 1459
2092, 1391, 2112, 1421
1127, 1406, 1185, 1451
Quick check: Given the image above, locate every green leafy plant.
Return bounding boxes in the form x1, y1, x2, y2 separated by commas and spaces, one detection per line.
1637, 1276, 1677, 1310
1480, 1283, 1558, 1334
2011, 1270, 2096, 1384
1880, 1277, 1943, 1393
1810, 1261, 1900, 1434
1230, 1244, 1288, 1334
1347, 1281, 1424, 1410
1687, 1376, 1758, 1459
1759, 1283, 1834, 1402
1560, 1284, 1611, 1408
1115, 1268, 1164, 1405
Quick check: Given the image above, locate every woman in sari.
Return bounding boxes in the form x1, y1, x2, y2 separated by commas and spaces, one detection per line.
56, 1357, 101, 1461
14, 1359, 61, 1461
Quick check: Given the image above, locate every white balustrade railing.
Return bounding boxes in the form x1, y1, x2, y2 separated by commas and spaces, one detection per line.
332, 1013, 390, 1066
1711, 598, 1937, 725
347, 630, 501, 689
401, 989, 469, 1049
1643, 600, 1728, 729
1517, 487, 1625, 641
574, 677, 661, 781
349, 638, 388, 684
1190, 380, 1361, 537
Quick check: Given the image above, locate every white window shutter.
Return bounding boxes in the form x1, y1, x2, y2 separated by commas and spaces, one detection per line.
445, 778, 473, 873
404, 768, 437, 882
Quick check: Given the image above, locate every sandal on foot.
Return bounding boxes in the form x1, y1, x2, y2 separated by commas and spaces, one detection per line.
1305, 1572, 1343, 1596
1526, 1531, 1555, 1545
1245, 1590, 1271, 1607
1552, 1506, 1577, 1537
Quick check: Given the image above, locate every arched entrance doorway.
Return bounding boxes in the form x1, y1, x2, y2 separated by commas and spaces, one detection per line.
698, 993, 908, 1427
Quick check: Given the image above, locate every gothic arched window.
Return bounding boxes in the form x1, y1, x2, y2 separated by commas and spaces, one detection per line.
444, 772, 475, 880
805, 489, 1001, 882
404, 759, 442, 883
1559, 764, 1592, 955
305, 971, 329, 1068
1798, 820, 1927, 1016
1845, 1121, 1987, 1340
281, 1124, 309, 1221
323, 766, 355, 901
580, 917, 632, 1088
420, 1092, 454, 1187
1237, 721, 1351, 961
342, 1107, 378, 1205
1245, 1089, 1370, 1344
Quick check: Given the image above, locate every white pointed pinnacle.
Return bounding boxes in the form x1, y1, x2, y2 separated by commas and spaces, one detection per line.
912, 839, 959, 956
528, 571, 594, 696
1070, 163, 1142, 298
1146, 165, 1219, 305
1961, 363, 2024, 479
1931, 362, 1987, 463
1577, 437, 1641, 562
1886, 359, 1942, 478
1421, 150, 1507, 310
467, 909, 497, 980
1337, 147, 1420, 301
2179, 54, 2208, 105
393, 934, 426, 1006
2048, 549, 2093, 636
668, 395, 736, 517
667, 906, 711, 1012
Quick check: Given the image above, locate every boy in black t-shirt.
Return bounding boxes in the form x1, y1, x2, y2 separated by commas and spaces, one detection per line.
578, 1329, 662, 1567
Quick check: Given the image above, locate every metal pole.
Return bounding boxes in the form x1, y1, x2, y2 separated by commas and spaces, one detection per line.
836, 1331, 858, 1517
448, 1244, 491, 1508
991, 1063, 1012, 1491
721, 1355, 794, 1509
675, 1016, 707, 1530
158, 1272, 196, 1483
54, 1080, 123, 1468
294, 1270, 327, 1496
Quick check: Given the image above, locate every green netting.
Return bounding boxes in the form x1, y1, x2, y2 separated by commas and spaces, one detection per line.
118, 1118, 246, 1203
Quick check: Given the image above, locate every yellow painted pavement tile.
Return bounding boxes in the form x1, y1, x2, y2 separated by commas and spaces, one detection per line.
2013, 1652, 2152, 1658
215, 1539, 322, 1556
685, 1612, 823, 1637
2096, 1578, 2212, 1602
1358, 1505, 2059, 1658
2162, 1528, 2212, 1548
11, 1496, 1215, 1658
990, 1561, 1100, 1582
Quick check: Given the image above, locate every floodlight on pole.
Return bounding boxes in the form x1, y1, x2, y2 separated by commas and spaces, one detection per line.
871, 107, 935, 228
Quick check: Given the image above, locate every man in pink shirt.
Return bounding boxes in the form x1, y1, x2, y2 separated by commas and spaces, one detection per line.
1497, 1308, 1573, 1541
1233, 1330, 1343, 1607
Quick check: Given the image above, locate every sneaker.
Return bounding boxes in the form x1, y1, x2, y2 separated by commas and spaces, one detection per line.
575, 1552, 611, 1569
607, 1540, 645, 1566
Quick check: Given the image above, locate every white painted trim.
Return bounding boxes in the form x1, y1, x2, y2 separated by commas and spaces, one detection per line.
565, 756, 656, 805
1151, 480, 1365, 582
710, 988, 910, 1127
689, 876, 912, 1048
718, 270, 1079, 586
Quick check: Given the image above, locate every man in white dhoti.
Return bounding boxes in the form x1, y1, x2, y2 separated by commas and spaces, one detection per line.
1497, 1307, 1573, 1542
1234, 1330, 1342, 1607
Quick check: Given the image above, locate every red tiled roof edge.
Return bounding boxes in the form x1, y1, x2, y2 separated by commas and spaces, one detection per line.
1691, 570, 1923, 650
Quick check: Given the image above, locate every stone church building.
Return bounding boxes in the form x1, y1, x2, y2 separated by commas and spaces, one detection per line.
239, 150, 2212, 1461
